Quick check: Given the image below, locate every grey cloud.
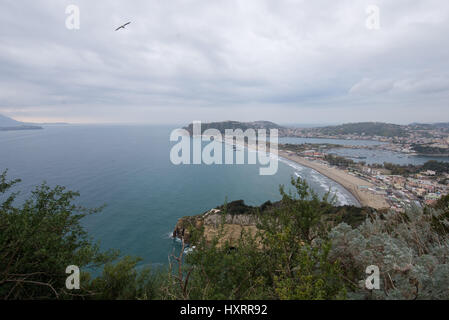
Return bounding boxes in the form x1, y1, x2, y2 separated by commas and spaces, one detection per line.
0, 0, 449, 123
349, 76, 449, 95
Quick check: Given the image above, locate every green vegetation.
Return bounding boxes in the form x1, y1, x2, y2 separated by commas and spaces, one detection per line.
410, 122, 449, 131
312, 122, 407, 137
184, 120, 283, 136
175, 178, 347, 299
1, 170, 449, 300
382, 162, 419, 176
423, 160, 449, 173
380, 160, 449, 176
412, 144, 449, 155
324, 154, 355, 168
0, 170, 161, 299
200, 196, 372, 228
280, 143, 340, 154
330, 206, 449, 299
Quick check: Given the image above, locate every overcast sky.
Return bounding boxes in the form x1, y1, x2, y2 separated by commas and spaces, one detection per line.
1, 0, 448, 124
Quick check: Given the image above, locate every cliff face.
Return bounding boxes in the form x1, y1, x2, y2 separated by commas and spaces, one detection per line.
173, 208, 260, 247
172, 200, 371, 248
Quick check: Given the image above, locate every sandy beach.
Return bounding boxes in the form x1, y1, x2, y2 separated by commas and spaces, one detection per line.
215, 136, 389, 210
277, 150, 389, 209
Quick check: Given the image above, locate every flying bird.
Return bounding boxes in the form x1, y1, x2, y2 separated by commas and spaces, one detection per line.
115, 22, 131, 31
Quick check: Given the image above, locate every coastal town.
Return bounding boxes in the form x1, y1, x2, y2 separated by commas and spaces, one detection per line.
281, 148, 449, 212
279, 124, 449, 211
184, 120, 449, 212
281, 122, 449, 156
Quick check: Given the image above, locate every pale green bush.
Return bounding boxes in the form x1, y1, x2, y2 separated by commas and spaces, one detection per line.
329, 207, 449, 299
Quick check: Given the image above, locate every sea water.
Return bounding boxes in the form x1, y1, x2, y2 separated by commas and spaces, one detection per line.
0, 125, 358, 267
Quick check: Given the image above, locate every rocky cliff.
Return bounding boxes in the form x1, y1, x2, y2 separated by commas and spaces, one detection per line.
173, 207, 260, 247
173, 199, 373, 247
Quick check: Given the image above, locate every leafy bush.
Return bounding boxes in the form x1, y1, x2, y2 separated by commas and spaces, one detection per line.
329, 207, 449, 299
166, 177, 347, 300
0, 170, 163, 300
2, 169, 448, 300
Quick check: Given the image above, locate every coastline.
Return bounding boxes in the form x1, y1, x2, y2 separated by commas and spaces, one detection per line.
201, 135, 389, 210
278, 150, 389, 210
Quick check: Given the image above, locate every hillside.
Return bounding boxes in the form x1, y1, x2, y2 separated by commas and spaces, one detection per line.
0, 114, 42, 131
307, 122, 408, 137
183, 120, 283, 135
0, 114, 23, 126
409, 122, 449, 132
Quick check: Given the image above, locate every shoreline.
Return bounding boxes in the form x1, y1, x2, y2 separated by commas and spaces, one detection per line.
278, 150, 389, 210
200, 135, 389, 210
277, 153, 361, 207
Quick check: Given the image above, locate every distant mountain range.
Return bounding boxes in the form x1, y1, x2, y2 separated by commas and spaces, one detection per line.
183, 120, 449, 139
311, 122, 449, 137
183, 120, 409, 138
0, 114, 24, 126
0, 114, 43, 131
2, 114, 448, 136
409, 122, 449, 130
304, 122, 409, 137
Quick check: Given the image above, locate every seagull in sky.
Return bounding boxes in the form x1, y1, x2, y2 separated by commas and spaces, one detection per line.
115, 22, 131, 31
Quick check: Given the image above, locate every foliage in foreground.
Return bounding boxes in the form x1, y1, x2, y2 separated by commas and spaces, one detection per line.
330, 207, 449, 299
0, 170, 161, 299
1, 170, 449, 300
170, 178, 346, 300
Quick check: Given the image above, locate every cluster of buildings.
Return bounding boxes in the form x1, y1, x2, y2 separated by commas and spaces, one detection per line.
301, 149, 325, 158
285, 125, 449, 156
291, 147, 448, 211
281, 124, 449, 211
353, 166, 449, 211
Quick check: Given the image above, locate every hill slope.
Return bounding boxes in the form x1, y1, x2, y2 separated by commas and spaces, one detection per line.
309, 122, 408, 137
0, 114, 42, 131
184, 120, 283, 135
0, 114, 23, 126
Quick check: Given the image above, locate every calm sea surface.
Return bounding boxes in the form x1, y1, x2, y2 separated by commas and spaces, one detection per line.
0, 125, 358, 267
279, 137, 449, 165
